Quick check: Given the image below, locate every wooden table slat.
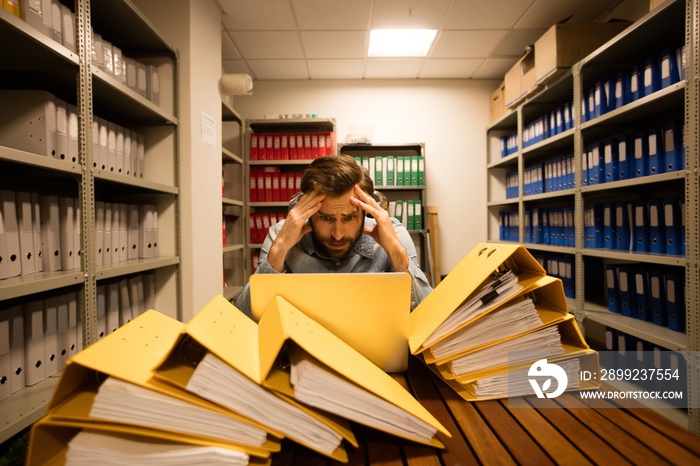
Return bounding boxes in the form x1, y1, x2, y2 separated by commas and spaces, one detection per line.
521, 396, 633, 466
553, 394, 673, 466
404, 361, 479, 465
473, 400, 556, 466
574, 394, 700, 466
507, 399, 594, 466
432, 377, 518, 465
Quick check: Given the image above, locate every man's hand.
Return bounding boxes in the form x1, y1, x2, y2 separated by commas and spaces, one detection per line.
267, 190, 325, 272
350, 185, 410, 272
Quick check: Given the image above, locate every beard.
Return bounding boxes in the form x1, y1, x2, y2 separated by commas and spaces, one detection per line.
310, 216, 364, 260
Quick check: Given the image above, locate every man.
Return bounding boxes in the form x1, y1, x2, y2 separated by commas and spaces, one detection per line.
235, 154, 432, 317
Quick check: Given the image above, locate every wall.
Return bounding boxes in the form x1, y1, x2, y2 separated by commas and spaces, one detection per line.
233, 79, 496, 275
133, 0, 224, 320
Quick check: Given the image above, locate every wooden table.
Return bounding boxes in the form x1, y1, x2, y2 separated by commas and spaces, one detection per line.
271, 358, 700, 465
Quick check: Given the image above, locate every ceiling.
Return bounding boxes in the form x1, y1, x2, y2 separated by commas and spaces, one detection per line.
218, 0, 643, 81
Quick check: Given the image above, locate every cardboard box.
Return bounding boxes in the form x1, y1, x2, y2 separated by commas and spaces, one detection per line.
534, 22, 632, 86
490, 81, 506, 123
505, 49, 536, 108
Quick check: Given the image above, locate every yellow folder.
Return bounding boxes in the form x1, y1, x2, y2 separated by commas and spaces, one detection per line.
34, 309, 279, 459
26, 417, 272, 466
434, 350, 601, 402
423, 274, 570, 365
409, 242, 547, 354
256, 294, 450, 448
431, 314, 591, 382
153, 294, 357, 463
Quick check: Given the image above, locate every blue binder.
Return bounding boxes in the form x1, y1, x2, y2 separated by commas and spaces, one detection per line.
647, 126, 664, 175
617, 265, 635, 317
660, 47, 680, 88
616, 135, 630, 180
648, 199, 666, 254
663, 120, 684, 172
632, 131, 648, 178
615, 201, 632, 251
642, 56, 661, 97
606, 264, 620, 313
632, 200, 649, 253
663, 198, 682, 255
664, 270, 685, 332
603, 138, 618, 182
649, 269, 667, 326
629, 64, 643, 101
594, 80, 608, 117
633, 267, 650, 321
541, 208, 550, 245
588, 143, 603, 185
603, 203, 616, 249
584, 203, 604, 249
609, 72, 629, 110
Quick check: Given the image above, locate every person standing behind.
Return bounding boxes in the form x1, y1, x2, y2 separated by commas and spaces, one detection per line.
235, 154, 432, 317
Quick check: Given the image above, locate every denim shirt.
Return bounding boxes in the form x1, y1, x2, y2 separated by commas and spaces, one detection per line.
235, 217, 433, 318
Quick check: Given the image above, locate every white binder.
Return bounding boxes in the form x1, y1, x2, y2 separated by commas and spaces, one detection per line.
98, 117, 109, 171
138, 204, 156, 259
60, 4, 75, 53
59, 196, 75, 271
40, 194, 61, 271
107, 121, 117, 172
123, 130, 133, 176
106, 282, 120, 334
43, 296, 59, 377
96, 284, 107, 340
110, 203, 120, 265
9, 305, 25, 393
127, 203, 139, 260
119, 278, 133, 326
115, 124, 125, 175
67, 104, 79, 163
73, 198, 82, 269
55, 98, 68, 162
16, 191, 36, 276
103, 203, 112, 265
95, 201, 105, 266
128, 275, 145, 318
24, 299, 46, 386
56, 293, 71, 369
0, 90, 58, 158
2, 190, 22, 278
31, 193, 43, 273
0, 307, 11, 401
119, 203, 128, 262
49, 0, 62, 43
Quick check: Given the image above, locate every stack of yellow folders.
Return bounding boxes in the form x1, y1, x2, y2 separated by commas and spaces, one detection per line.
26, 295, 449, 465
409, 242, 601, 401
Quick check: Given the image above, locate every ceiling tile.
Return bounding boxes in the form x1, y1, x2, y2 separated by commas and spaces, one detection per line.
222, 31, 241, 60
230, 31, 304, 59
292, 0, 371, 30
220, 0, 296, 31
365, 58, 424, 79
443, 0, 534, 29
300, 31, 367, 59
418, 58, 483, 79
491, 28, 547, 57
222, 59, 253, 75
370, 0, 453, 29
516, 0, 622, 29
431, 30, 508, 59
247, 59, 310, 80
471, 58, 519, 79
307, 59, 366, 79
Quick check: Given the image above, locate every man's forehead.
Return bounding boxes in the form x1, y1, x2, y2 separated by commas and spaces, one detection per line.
319, 193, 359, 215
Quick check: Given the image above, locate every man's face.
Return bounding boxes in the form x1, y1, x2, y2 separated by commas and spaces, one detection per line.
309, 189, 364, 259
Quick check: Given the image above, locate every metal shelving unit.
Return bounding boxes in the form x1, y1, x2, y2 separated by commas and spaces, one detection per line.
222, 101, 246, 301
485, 0, 698, 432
0, 0, 181, 442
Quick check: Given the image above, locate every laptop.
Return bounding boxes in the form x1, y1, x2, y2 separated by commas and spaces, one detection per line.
250, 273, 411, 373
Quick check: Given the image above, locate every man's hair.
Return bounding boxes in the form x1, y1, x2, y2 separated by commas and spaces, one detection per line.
300, 154, 374, 196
